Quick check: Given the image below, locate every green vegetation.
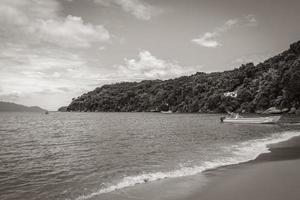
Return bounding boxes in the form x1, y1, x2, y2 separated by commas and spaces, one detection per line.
58, 106, 68, 112
67, 41, 300, 113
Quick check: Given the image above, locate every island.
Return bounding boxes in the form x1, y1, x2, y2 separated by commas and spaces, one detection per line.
66, 40, 300, 114
0, 101, 46, 112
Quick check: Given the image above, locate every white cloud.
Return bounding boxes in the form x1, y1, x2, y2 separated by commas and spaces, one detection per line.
245, 14, 258, 27
192, 19, 238, 48
192, 32, 221, 48
0, 43, 106, 110
98, 46, 107, 51
35, 15, 110, 48
192, 15, 257, 48
0, 0, 110, 48
0, 46, 87, 93
0, 0, 113, 109
111, 51, 201, 80
94, 0, 161, 20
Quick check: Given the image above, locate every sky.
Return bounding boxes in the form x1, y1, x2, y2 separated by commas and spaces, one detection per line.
0, 0, 300, 110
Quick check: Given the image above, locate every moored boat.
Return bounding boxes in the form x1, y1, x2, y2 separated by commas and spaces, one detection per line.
161, 110, 173, 114
220, 115, 281, 124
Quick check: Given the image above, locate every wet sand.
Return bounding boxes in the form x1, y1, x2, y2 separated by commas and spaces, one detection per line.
186, 136, 300, 200
96, 135, 300, 200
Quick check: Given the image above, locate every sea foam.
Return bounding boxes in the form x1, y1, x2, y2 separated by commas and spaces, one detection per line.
75, 131, 300, 200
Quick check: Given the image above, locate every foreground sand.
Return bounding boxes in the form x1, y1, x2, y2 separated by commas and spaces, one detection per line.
187, 138, 300, 200
97, 135, 300, 200
188, 160, 300, 200
186, 137, 300, 200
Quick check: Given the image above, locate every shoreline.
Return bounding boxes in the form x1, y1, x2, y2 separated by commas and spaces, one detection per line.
81, 130, 300, 200
57, 111, 300, 121
184, 135, 300, 200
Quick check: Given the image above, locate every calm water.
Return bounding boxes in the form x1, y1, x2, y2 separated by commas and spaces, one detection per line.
0, 112, 299, 200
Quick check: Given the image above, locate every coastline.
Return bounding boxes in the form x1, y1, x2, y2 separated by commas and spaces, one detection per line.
57, 111, 300, 122
185, 135, 300, 200
92, 131, 300, 200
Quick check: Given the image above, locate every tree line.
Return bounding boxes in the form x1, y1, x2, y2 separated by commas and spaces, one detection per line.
66, 41, 300, 113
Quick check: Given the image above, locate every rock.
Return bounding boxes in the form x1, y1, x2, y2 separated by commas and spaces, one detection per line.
288, 107, 296, 114
263, 107, 282, 114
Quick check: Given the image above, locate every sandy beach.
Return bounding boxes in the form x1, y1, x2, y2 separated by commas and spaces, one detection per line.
97, 134, 300, 200
185, 136, 300, 200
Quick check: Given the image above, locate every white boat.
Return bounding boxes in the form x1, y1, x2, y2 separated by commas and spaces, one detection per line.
161, 110, 172, 114
220, 115, 281, 124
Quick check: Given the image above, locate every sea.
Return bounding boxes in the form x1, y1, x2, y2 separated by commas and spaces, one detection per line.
0, 112, 300, 200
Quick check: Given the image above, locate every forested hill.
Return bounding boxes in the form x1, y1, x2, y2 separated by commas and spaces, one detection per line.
0, 101, 46, 112
67, 40, 300, 113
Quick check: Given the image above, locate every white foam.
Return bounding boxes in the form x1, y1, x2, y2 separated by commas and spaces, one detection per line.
75, 131, 300, 200
232, 131, 300, 162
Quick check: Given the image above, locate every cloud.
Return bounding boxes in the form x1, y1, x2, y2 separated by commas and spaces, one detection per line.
0, 42, 106, 110
192, 19, 238, 48
0, 0, 113, 109
0, 46, 85, 93
0, 0, 110, 48
98, 46, 107, 51
192, 32, 221, 48
192, 15, 257, 48
0, 93, 20, 102
244, 14, 258, 27
94, 0, 161, 20
109, 51, 201, 80
35, 15, 110, 48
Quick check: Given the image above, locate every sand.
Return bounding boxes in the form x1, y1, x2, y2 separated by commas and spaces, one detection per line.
187, 136, 300, 200
187, 156, 300, 200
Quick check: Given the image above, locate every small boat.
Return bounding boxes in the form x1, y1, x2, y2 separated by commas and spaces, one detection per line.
220, 115, 281, 124
161, 110, 172, 114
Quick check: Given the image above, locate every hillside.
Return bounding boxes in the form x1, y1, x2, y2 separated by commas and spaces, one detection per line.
0, 101, 46, 112
67, 40, 300, 114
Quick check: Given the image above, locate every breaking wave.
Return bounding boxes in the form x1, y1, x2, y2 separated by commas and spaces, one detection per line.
75, 131, 300, 200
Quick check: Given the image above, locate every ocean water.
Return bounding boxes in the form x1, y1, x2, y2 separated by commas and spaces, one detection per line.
0, 112, 299, 200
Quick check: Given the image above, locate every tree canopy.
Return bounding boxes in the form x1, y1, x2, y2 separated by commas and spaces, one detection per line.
67, 41, 300, 113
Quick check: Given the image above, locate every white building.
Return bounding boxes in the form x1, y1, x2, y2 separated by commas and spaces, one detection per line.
224, 91, 237, 98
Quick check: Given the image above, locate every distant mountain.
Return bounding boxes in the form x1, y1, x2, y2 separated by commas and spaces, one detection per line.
66, 40, 300, 114
0, 101, 46, 112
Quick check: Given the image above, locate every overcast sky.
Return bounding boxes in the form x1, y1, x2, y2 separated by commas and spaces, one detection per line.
0, 0, 300, 110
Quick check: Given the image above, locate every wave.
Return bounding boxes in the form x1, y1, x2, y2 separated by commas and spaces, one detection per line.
75, 130, 300, 200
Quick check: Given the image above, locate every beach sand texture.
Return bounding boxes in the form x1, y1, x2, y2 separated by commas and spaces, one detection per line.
186, 137, 300, 200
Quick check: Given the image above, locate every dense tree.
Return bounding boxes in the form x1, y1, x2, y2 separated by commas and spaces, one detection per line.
67, 41, 300, 113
